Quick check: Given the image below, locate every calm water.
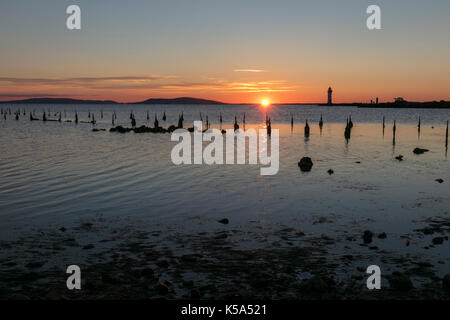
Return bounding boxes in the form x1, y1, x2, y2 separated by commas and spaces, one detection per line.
1, 104, 450, 274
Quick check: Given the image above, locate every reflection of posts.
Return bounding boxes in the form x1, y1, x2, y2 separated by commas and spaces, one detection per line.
446, 120, 449, 149
304, 120, 310, 138
393, 120, 397, 145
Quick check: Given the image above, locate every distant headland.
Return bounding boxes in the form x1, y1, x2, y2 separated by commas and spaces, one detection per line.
0, 98, 118, 104
0, 97, 226, 105
134, 97, 225, 105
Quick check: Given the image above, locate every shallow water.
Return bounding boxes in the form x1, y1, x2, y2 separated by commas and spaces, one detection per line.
1, 104, 449, 280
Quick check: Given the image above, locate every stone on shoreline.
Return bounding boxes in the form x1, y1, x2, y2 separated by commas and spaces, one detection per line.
432, 237, 444, 245
363, 230, 373, 244
299, 275, 335, 295
443, 275, 450, 292
389, 273, 413, 291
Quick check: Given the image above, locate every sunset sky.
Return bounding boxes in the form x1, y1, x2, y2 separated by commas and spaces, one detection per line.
1, 0, 450, 104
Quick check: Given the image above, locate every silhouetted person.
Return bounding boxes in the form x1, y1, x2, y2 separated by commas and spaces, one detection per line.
304, 120, 310, 138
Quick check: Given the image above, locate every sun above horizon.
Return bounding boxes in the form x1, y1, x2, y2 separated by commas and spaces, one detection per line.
261, 99, 270, 107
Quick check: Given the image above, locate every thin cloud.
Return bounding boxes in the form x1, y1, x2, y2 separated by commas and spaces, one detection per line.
0, 76, 176, 86
233, 69, 266, 73
0, 75, 297, 96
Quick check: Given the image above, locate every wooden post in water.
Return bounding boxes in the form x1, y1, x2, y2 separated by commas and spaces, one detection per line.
382, 116, 385, 136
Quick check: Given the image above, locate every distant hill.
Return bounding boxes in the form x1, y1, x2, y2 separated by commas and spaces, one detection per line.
135, 97, 225, 105
0, 98, 118, 104
0, 96, 226, 105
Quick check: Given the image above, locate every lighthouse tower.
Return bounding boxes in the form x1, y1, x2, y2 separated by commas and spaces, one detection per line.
327, 87, 333, 105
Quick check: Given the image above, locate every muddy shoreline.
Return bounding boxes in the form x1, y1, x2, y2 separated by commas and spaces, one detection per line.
1, 215, 449, 300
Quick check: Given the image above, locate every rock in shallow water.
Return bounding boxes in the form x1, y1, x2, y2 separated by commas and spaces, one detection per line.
218, 218, 229, 225
378, 232, 387, 239
413, 148, 429, 155
298, 157, 313, 172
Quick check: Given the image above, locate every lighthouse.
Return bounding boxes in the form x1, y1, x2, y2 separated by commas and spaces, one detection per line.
327, 87, 333, 105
